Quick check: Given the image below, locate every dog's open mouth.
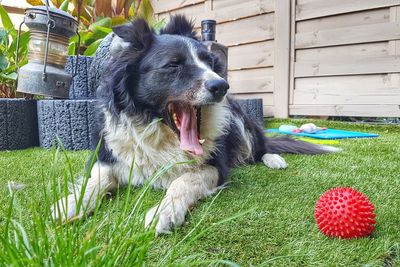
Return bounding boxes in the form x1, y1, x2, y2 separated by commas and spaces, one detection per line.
168, 102, 204, 156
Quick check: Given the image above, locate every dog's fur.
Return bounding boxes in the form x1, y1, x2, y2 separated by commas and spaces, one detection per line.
52, 16, 340, 234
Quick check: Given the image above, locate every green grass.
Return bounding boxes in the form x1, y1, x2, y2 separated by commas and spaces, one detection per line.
1, 119, 399, 266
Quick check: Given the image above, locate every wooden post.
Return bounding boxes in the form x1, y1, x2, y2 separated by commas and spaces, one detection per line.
274, 0, 291, 118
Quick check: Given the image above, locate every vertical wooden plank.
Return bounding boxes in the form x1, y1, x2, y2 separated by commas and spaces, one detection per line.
273, 0, 291, 118
289, 0, 296, 105
204, 0, 213, 11
389, 6, 400, 55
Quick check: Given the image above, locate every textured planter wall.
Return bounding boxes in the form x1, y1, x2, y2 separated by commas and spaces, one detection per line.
35, 55, 96, 150
88, 33, 114, 93
237, 99, 264, 126
0, 99, 38, 150
37, 99, 97, 150
65, 55, 94, 99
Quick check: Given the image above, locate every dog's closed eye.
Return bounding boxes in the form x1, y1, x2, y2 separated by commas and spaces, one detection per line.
164, 58, 184, 69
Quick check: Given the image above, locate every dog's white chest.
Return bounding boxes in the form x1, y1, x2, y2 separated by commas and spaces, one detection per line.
104, 113, 200, 188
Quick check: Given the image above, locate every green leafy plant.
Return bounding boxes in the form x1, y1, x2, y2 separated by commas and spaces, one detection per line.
27, 0, 163, 56
0, 4, 29, 98
69, 0, 163, 56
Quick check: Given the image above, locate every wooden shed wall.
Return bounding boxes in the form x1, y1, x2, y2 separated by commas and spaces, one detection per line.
150, 0, 400, 117
150, 0, 287, 117
290, 0, 400, 117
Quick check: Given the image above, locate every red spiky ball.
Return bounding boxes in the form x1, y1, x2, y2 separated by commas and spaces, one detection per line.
314, 187, 376, 239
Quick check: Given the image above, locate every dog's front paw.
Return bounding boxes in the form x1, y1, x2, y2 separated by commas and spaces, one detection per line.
145, 198, 186, 235
51, 194, 83, 222
262, 154, 288, 169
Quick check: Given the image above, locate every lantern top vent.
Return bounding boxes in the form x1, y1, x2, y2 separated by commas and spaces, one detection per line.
24, 6, 78, 37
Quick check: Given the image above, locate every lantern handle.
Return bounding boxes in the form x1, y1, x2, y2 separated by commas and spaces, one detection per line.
42, 0, 55, 81
15, 18, 26, 72
72, 0, 82, 78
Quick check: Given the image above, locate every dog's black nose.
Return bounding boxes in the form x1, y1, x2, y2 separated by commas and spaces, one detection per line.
205, 79, 230, 100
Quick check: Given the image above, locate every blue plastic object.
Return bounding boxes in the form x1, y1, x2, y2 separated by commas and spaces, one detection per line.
266, 128, 379, 139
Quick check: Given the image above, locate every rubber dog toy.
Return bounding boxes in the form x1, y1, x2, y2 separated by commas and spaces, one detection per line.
314, 187, 376, 239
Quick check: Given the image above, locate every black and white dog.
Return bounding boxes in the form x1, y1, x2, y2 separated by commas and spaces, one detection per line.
53, 16, 339, 234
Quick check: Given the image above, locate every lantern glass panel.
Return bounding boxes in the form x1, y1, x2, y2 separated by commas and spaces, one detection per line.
28, 33, 68, 66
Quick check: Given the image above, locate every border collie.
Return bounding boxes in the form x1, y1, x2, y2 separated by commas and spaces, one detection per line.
52, 16, 339, 234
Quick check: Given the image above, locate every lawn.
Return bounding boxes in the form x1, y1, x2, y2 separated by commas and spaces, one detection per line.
0, 119, 399, 266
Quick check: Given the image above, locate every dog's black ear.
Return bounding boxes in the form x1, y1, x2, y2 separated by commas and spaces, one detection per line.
113, 18, 153, 50
160, 15, 198, 40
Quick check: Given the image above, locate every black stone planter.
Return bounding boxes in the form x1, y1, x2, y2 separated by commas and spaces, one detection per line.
237, 98, 264, 126
65, 55, 94, 99
37, 99, 97, 150
0, 99, 39, 150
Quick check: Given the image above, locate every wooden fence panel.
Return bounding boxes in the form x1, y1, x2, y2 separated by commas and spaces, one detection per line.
295, 22, 400, 49
296, 42, 389, 62
228, 68, 274, 94
296, 0, 400, 21
228, 41, 274, 70
152, 0, 400, 118
153, 0, 282, 117
297, 8, 389, 32
290, 1, 400, 117
151, 0, 205, 13
216, 13, 275, 46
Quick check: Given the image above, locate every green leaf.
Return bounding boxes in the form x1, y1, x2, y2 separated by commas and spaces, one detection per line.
9, 31, 30, 63
0, 72, 17, 80
83, 38, 102, 56
93, 26, 112, 34
68, 41, 76, 56
19, 31, 30, 43
69, 34, 79, 43
26, 0, 46, 6
91, 26, 110, 40
138, 0, 154, 23
0, 4, 14, 31
79, 31, 95, 45
8, 28, 18, 40
50, 0, 65, 8
4, 64, 17, 73
111, 16, 127, 26
0, 29, 8, 46
88, 17, 112, 31
0, 54, 8, 70
152, 19, 166, 33
60, 0, 71, 12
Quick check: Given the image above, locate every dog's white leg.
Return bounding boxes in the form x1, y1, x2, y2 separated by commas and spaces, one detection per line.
145, 165, 219, 234
262, 153, 288, 169
52, 161, 117, 222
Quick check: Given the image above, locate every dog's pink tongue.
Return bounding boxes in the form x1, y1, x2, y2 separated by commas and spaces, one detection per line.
179, 108, 203, 156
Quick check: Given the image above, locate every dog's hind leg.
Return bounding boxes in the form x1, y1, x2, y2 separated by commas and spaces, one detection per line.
52, 161, 117, 222
145, 165, 219, 234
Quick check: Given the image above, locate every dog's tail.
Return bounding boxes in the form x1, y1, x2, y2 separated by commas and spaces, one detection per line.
265, 136, 341, 154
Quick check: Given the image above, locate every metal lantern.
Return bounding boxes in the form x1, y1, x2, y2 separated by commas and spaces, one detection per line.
16, 5, 78, 98
201, 20, 228, 80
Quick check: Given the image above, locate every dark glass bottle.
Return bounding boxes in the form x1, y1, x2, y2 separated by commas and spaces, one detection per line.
201, 20, 228, 80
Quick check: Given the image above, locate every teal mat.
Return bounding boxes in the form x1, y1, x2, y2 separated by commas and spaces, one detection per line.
266, 128, 379, 140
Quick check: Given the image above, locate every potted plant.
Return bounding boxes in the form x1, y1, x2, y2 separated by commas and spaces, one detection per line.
0, 4, 39, 151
